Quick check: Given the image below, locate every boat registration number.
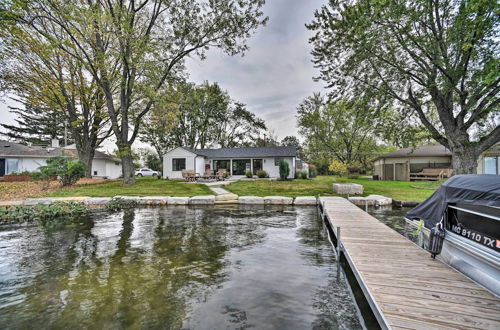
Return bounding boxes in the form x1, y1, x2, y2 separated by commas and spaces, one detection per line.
450, 225, 500, 253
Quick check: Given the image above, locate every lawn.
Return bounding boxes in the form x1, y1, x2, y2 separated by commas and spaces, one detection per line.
45, 177, 212, 197
225, 176, 441, 201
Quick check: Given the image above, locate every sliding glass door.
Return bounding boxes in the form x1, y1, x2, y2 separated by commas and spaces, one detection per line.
213, 160, 231, 172
252, 159, 262, 175
232, 159, 251, 175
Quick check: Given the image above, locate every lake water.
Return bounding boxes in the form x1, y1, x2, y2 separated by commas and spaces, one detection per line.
0, 206, 362, 329
364, 206, 420, 245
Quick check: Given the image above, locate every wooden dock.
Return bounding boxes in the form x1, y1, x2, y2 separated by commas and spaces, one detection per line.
319, 197, 500, 330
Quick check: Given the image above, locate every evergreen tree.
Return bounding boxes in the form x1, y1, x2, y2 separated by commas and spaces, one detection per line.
0, 101, 72, 145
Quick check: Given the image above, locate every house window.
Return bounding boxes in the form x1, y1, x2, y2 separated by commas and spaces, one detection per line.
172, 158, 186, 171
275, 157, 284, 166
484, 156, 499, 175
6, 158, 19, 174
94, 171, 98, 176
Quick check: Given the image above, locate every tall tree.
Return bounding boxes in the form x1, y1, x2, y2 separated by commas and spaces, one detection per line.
214, 102, 266, 148
281, 136, 305, 159
170, 82, 231, 149
1, 101, 72, 145
18, 0, 267, 184
308, 0, 500, 174
0, 10, 111, 177
140, 81, 267, 157
297, 93, 382, 169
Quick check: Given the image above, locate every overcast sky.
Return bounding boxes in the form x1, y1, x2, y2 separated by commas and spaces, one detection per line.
0, 0, 327, 150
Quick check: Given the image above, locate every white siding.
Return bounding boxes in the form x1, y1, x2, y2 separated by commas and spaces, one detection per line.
163, 147, 197, 179
196, 157, 206, 174
262, 157, 295, 179
1, 155, 121, 179
104, 160, 122, 179
91, 159, 107, 177
18, 157, 48, 172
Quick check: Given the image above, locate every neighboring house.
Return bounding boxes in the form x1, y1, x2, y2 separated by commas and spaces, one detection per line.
374, 144, 500, 181
0, 140, 122, 179
163, 146, 297, 179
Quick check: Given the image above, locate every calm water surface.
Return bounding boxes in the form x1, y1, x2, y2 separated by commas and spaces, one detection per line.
365, 206, 420, 244
0, 206, 362, 329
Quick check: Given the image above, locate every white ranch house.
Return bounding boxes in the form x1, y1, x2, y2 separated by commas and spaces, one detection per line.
0, 140, 122, 179
163, 146, 299, 179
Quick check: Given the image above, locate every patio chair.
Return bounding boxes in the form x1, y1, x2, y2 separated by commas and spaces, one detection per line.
216, 169, 227, 181
182, 170, 197, 182
202, 169, 216, 180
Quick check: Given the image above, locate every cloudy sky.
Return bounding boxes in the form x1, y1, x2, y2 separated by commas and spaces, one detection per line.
0, 0, 327, 149
186, 0, 327, 141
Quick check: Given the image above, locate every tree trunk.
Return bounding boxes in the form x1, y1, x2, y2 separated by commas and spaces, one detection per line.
449, 144, 479, 175
81, 152, 94, 178
119, 144, 136, 185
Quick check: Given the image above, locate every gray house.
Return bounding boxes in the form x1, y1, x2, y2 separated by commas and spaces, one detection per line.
163, 146, 297, 179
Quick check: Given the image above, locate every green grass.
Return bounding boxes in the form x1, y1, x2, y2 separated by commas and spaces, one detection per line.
225, 176, 441, 201
45, 177, 212, 197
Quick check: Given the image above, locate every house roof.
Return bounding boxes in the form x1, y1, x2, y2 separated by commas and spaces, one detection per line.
378, 145, 451, 159
181, 146, 297, 158
0, 140, 120, 162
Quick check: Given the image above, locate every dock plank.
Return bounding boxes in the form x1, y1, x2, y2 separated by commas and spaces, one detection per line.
320, 197, 500, 330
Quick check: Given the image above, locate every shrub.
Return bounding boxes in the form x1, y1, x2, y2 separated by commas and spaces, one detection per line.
256, 170, 268, 178
308, 166, 318, 178
328, 160, 347, 176
299, 171, 308, 179
245, 170, 253, 178
0, 202, 88, 226
279, 159, 290, 180
105, 198, 138, 212
32, 157, 86, 187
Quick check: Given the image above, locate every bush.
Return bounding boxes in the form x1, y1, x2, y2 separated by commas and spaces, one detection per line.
328, 160, 347, 176
299, 171, 308, 179
256, 170, 268, 178
0, 202, 88, 226
308, 166, 318, 178
32, 157, 86, 187
279, 159, 290, 180
105, 198, 138, 212
245, 170, 253, 178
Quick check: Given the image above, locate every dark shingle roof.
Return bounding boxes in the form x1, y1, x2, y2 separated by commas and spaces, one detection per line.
182, 146, 296, 158
378, 145, 451, 159
0, 141, 64, 157
0, 141, 120, 162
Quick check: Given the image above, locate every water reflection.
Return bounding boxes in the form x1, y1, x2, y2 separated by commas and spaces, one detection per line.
365, 206, 420, 244
0, 206, 362, 329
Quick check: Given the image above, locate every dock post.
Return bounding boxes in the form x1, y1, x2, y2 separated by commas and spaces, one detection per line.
337, 226, 341, 259
365, 199, 368, 212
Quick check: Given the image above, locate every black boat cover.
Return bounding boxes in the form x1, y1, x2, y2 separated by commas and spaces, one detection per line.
406, 174, 500, 229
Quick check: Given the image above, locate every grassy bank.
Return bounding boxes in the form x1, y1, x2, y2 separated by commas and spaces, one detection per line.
225, 176, 441, 201
45, 177, 212, 197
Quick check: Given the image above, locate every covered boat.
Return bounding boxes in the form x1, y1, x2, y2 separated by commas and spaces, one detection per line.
406, 174, 500, 297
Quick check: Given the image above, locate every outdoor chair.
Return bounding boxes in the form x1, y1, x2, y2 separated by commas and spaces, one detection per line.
216, 169, 227, 181
182, 170, 198, 182
202, 169, 216, 180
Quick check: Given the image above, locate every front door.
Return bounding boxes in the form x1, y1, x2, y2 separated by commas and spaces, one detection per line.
0, 159, 5, 177
253, 159, 262, 175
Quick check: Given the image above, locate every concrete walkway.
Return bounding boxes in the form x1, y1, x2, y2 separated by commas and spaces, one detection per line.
209, 186, 231, 195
